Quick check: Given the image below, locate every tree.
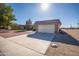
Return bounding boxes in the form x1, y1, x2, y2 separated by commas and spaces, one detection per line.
0, 4, 16, 29
25, 19, 32, 30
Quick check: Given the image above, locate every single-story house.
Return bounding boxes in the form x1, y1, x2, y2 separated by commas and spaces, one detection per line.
34, 19, 61, 33
12, 24, 25, 30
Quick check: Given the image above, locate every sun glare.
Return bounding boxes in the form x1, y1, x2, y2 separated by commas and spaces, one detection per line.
41, 3, 50, 11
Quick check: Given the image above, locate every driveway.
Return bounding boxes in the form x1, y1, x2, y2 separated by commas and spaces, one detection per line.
0, 36, 42, 56
6, 32, 54, 54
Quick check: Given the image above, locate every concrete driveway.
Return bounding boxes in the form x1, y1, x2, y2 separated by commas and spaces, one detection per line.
0, 36, 42, 56
6, 32, 54, 55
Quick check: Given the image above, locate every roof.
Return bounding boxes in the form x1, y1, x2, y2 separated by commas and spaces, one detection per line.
35, 19, 61, 25
16, 24, 25, 27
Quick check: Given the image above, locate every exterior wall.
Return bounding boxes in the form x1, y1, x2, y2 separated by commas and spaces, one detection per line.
55, 23, 58, 32
37, 24, 55, 33
55, 23, 60, 33
35, 25, 38, 32
35, 23, 61, 33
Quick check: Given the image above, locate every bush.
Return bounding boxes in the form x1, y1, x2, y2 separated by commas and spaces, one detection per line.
15, 30, 25, 32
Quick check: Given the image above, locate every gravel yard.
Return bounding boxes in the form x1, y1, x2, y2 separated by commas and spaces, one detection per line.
0, 51, 5, 56
45, 29, 79, 56
0, 30, 26, 38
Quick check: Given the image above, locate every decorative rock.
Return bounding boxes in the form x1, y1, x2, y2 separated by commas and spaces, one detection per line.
51, 43, 58, 48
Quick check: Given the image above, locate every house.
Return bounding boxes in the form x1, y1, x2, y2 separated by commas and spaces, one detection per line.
34, 19, 61, 33
12, 24, 25, 30
17, 25, 25, 30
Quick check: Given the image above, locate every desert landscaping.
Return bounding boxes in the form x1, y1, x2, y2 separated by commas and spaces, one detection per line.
0, 3, 79, 56
45, 29, 79, 56
0, 29, 79, 56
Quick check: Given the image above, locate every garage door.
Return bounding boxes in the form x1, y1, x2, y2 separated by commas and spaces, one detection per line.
38, 24, 55, 33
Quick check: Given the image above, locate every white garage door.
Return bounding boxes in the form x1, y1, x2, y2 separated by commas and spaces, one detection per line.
38, 24, 55, 33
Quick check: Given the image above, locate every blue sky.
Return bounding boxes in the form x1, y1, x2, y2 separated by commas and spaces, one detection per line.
9, 3, 79, 28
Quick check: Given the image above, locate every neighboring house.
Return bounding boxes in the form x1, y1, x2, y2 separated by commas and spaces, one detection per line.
34, 19, 61, 33
18, 25, 25, 30
12, 25, 25, 30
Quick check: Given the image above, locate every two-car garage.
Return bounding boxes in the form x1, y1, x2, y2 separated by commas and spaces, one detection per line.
38, 24, 55, 33
35, 19, 61, 33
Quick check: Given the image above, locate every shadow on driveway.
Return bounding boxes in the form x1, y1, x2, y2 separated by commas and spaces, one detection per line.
52, 30, 79, 46
27, 32, 54, 41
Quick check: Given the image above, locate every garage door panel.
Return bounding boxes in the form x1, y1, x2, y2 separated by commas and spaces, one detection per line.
38, 24, 55, 33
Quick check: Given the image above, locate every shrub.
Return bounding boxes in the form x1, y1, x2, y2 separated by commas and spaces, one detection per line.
15, 30, 25, 32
